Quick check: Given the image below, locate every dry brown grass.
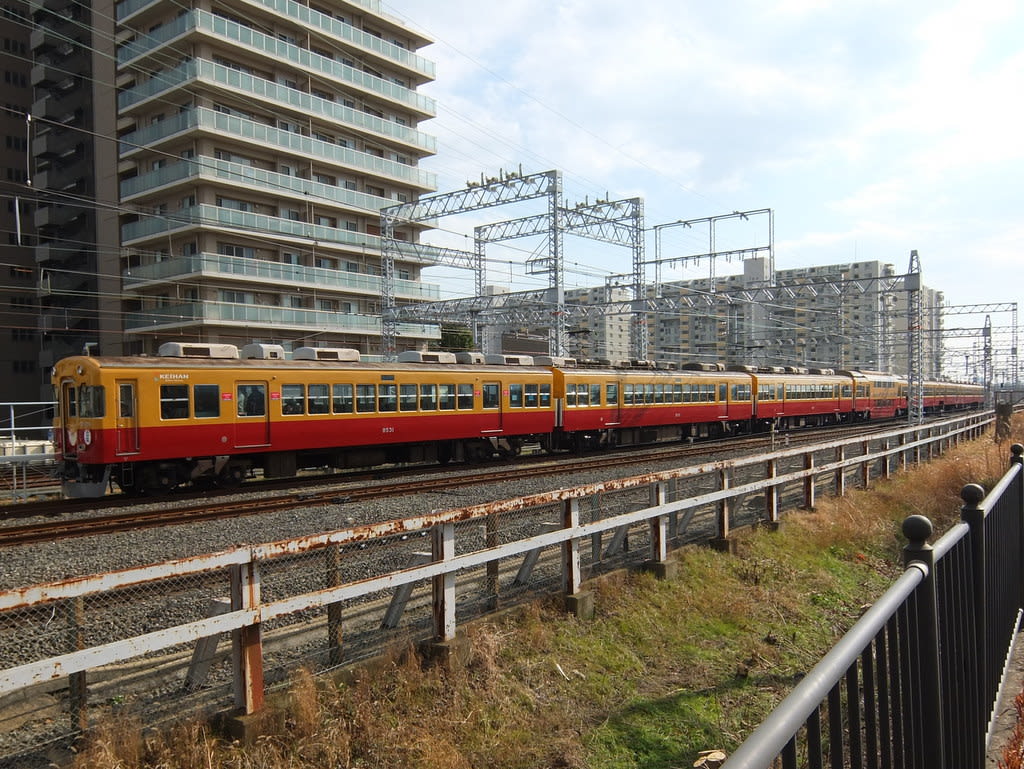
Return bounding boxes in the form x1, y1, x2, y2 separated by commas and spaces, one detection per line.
70, 419, 1024, 769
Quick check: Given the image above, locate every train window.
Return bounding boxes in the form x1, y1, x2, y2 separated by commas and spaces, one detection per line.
540, 384, 551, 407
589, 383, 601, 405
565, 384, 577, 407
356, 384, 376, 413
308, 384, 329, 414
606, 382, 618, 405
194, 384, 220, 418
419, 384, 436, 410
655, 384, 666, 404
482, 383, 500, 409
576, 384, 589, 407
672, 383, 682, 403
119, 384, 134, 418
438, 384, 456, 410
238, 384, 266, 416
332, 383, 354, 413
731, 384, 751, 401
282, 384, 305, 414
508, 383, 523, 407
160, 384, 189, 420
399, 383, 417, 411
645, 384, 655, 404
525, 384, 539, 408
717, 384, 726, 402
378, 384, 397, 412
457, 383, 474, 409
79, 386, 105, 418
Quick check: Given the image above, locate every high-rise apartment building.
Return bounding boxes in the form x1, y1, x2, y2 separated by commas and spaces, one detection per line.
113, 0, 440, 356
2, 0, 44, 403
29, 0, 119, 393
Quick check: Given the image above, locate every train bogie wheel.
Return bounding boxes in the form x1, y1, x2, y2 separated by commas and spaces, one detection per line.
218, 464, 246, 488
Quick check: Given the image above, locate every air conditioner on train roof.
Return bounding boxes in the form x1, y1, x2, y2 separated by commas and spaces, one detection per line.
158, 342, 240, 359
240, 343, 286, 360
396, 351, 457, 364
293, 347, 361, 361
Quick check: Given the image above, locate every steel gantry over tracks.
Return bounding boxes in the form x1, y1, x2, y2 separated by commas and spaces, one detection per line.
378, 169, 645, 360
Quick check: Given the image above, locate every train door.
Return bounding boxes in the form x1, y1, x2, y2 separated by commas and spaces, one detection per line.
480, 381, 502, 432
235, 381, 271, 447
115, 380, 140, 455
58, 379, 77, 454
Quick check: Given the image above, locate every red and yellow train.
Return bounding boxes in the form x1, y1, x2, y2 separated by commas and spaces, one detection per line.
50, 343, 985, 497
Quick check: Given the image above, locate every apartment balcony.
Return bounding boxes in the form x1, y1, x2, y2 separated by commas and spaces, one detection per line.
30, 25, 64, 54
119, 107, 436, 190
121, 155, 414, 219
121, 205, 444, 267
120, 5, 432, 83
124, 300, 441, 340
122, 251, 442, 302
241, 0, 433, 80
118, 57, 435, 150
31, 62, 64, 88
119, 46, 434, 123
115, 0, 158, 22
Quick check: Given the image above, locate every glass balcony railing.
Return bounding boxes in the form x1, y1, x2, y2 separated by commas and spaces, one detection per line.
123, 251, 441, 301
119, 4, 432, 81
119, 108, 436, 189
121, 155, 403, 212
125, 300, 440, 339
251, 0, 433, 79
118, 22, 435, 118
115, 0, 157, 21
121, 205, 447, 266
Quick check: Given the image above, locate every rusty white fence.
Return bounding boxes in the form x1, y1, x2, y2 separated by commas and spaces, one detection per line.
0, 413, 990, 767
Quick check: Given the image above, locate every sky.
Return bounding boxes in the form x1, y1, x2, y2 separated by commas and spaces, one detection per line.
378, 0, 1023, 327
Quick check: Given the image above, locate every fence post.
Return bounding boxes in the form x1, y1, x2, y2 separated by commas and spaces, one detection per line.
961, 483, 987, 768
432, 522, 456, 642
230, 558, 264, 715
902, 514, 946, 769
562, 497, 593, 618
803, 452, 816, 509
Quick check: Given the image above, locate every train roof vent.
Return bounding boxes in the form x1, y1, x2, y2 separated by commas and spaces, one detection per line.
656, 361, 678, 370
534, 355, 575, 367
727, 364, 756, 373
397, 351, 457, 364
293, 346, 361, 362
808, 367, 834, 375
240, 343, 286, 360
783, 366, 809, 374
158, 342, 239, 359
455, 352, 486, 364
484, 354, 534, 365
681, 362, 724, 371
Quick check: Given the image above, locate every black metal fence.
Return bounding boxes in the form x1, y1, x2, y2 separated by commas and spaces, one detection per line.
723, 444, 1024, 769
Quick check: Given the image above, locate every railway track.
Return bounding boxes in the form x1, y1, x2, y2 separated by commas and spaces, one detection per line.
0, 420, 905, 548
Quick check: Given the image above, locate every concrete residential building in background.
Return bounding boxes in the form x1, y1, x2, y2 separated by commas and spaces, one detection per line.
644, 258, 944, 377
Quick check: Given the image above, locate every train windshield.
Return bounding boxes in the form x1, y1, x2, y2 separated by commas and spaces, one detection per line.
78, 386, 106, 418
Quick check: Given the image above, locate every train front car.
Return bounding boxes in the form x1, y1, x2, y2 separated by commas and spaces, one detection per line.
51, 354, 121, 497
